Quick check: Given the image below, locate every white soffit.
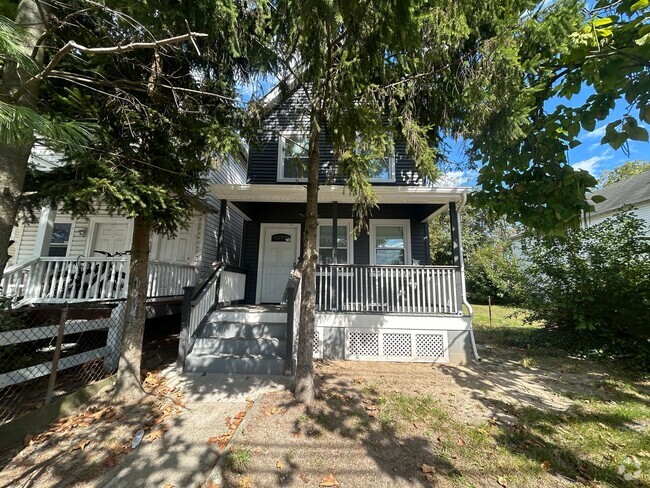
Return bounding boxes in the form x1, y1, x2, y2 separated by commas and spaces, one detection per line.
211, 184, 470, 205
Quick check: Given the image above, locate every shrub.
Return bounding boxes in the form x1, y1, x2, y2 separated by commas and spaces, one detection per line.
522, 210, 650, 367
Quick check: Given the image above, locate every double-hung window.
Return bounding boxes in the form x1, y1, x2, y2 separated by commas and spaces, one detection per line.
356, 139, 396, 183
317, 219, 352, 264
278, 133, 309, 182
369, 220, 411, 265
47, 223, 72, 257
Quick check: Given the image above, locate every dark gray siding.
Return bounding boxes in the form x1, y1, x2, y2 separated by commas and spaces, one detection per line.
240, 202, 437, 303
248, 89, 425, 185
200, 154, 247, 276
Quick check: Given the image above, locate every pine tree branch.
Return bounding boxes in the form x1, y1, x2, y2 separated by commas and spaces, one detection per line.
11, 31, 208, 102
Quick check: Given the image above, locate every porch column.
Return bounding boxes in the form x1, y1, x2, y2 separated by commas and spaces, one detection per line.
216, 199, 227, 263
449, 202, 464, 310
331, 201, 338, 309
33, 205, 57, 257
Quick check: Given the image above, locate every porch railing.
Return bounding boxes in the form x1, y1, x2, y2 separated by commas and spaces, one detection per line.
147, 261, 198, 297
316, 264, 462, 314
2, 257, 199, 306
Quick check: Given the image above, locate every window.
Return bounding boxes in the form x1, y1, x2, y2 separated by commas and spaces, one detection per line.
317, 219, 352, 264
356, 139, 395, 182
370, 220, 411, 265
278, 133, 309, 181
48, 223, 71, 257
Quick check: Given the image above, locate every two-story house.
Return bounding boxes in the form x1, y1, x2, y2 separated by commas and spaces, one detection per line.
178, 89, 479, 375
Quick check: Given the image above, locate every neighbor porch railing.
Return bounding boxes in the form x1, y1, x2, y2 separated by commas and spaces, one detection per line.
316, 264, 462, 314
2, 257, 200, 306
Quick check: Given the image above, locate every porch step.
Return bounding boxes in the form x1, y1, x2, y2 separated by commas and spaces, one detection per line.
192, 336, 286, 356
208, 310, 286, 325
184, 353, 286, 375
201, 321, 286, 339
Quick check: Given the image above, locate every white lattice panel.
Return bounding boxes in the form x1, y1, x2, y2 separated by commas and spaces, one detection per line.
348, 332, 380, 357
415, 334, 445, 358
313, 330, 322, 358
345, 329, 448, 362
383, 333, 412, 357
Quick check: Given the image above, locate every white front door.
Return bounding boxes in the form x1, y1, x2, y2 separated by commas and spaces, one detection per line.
91, 222, 130, 256
259, 225, 299, 303
152, 221, 197, 264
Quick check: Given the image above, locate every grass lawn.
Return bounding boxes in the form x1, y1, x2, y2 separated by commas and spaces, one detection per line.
227, 304, 650, 487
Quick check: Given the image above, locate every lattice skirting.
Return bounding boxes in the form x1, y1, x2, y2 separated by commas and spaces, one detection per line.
313, 329, 323, 359
341, 328, 449, 362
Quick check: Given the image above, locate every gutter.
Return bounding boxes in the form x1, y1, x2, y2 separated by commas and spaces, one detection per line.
456, 192, 481, 362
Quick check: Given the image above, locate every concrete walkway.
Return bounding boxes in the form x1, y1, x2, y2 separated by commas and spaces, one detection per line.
99, 365, 291, 488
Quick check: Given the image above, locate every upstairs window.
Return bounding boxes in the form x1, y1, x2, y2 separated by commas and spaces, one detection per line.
278, 133, 309, 182
356, 139, 395, 182
48, 223, 71, 257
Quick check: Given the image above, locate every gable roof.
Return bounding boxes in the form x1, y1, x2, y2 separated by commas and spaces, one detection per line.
588, 169, 650, 216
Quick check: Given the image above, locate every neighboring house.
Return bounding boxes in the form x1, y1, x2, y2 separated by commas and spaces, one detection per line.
178, 88, 479, 375
512, 169, 650, 260
2, 149, 248, 307
586, 169, 650, 230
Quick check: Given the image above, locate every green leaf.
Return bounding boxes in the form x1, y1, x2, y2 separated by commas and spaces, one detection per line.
569, 140, 582, 149
627, 126, 649, 142
581, 117, 596, 132
592, 17, 613, 27
591, 195, 607, 203
630, 0, 648, 12
640, 106, 650, 124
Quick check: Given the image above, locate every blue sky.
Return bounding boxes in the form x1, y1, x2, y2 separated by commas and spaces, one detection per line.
441, 88, 649, 187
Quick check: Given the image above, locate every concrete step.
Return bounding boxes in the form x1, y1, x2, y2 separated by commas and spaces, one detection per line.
184, 353, 286, 375
209, 310, 286, 325
201, 321, 286, 339
192, 336, 286, 356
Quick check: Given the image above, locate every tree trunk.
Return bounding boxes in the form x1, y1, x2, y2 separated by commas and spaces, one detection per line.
294, 112, 321, 404
0, 0, 50, 279
114, 216, 151, 400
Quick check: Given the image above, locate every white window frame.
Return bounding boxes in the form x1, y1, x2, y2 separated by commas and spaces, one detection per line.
47, 222, 72, 257
317, 219, 354, 264
277, 132, 309, 182
369, 219, 411, 265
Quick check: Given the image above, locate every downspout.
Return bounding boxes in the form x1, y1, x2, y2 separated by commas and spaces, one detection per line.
456, 193, 481, 361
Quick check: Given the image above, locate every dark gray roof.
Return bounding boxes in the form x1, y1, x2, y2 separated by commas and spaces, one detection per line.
588, 169, 650, 215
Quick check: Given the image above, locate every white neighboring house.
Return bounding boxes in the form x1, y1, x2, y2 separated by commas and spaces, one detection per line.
512, 169, 650, 260
2, 147, 248, 308
585, 169, 650, 230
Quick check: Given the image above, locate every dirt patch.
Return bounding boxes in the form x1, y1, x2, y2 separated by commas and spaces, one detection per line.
0, 368, 185, 488
224, 356, 648, 487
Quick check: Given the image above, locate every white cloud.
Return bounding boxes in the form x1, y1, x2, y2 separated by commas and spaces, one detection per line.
572, 152, 613, 175
582, 124, 607, 141
435, 170, 476, 187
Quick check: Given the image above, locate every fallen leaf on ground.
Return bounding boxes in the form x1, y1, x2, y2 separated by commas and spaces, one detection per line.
457, 437, 466, 446
162, 484, 174, 488
319, 474, 340, 487
276, 460, 285, 470
299, 473, 309, 483
497, 476, 508, 487
541, 460, 551, 470
238, 476, 252, 488
104, 455, 117, 468
207, 437, 220, 445
421, 463, 435, 474
72, 439, 90, 451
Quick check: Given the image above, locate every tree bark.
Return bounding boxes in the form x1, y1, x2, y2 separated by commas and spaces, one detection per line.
114, 216, 151, 399
294, 110, 321, 404
0, 0, 50, 279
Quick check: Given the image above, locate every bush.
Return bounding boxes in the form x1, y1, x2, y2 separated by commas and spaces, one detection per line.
522, 210, 650, 367
465, 242, 526, 305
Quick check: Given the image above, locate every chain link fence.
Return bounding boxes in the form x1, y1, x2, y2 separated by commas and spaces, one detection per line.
0, 299, 127, 425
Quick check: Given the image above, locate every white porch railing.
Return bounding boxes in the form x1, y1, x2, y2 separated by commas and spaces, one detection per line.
316, 264, 461, 314
147, 261, 198, 297
2, 257, 199, 305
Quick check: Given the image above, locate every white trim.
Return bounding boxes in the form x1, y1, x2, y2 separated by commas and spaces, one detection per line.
277, 132, 309, 183
256, 223, 301, 304
85, 217, 134, 255
317, 218, 353, 264
227, 201, 252, 222
369, 219, 411, 265
211, 183, 470, 205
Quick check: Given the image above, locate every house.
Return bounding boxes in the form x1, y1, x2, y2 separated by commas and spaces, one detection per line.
178, 88, 480, 375
2, 149, 247, 307
586, 169, 650, 230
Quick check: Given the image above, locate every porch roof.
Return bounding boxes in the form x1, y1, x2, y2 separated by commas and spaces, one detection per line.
211, 183, 470, 209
